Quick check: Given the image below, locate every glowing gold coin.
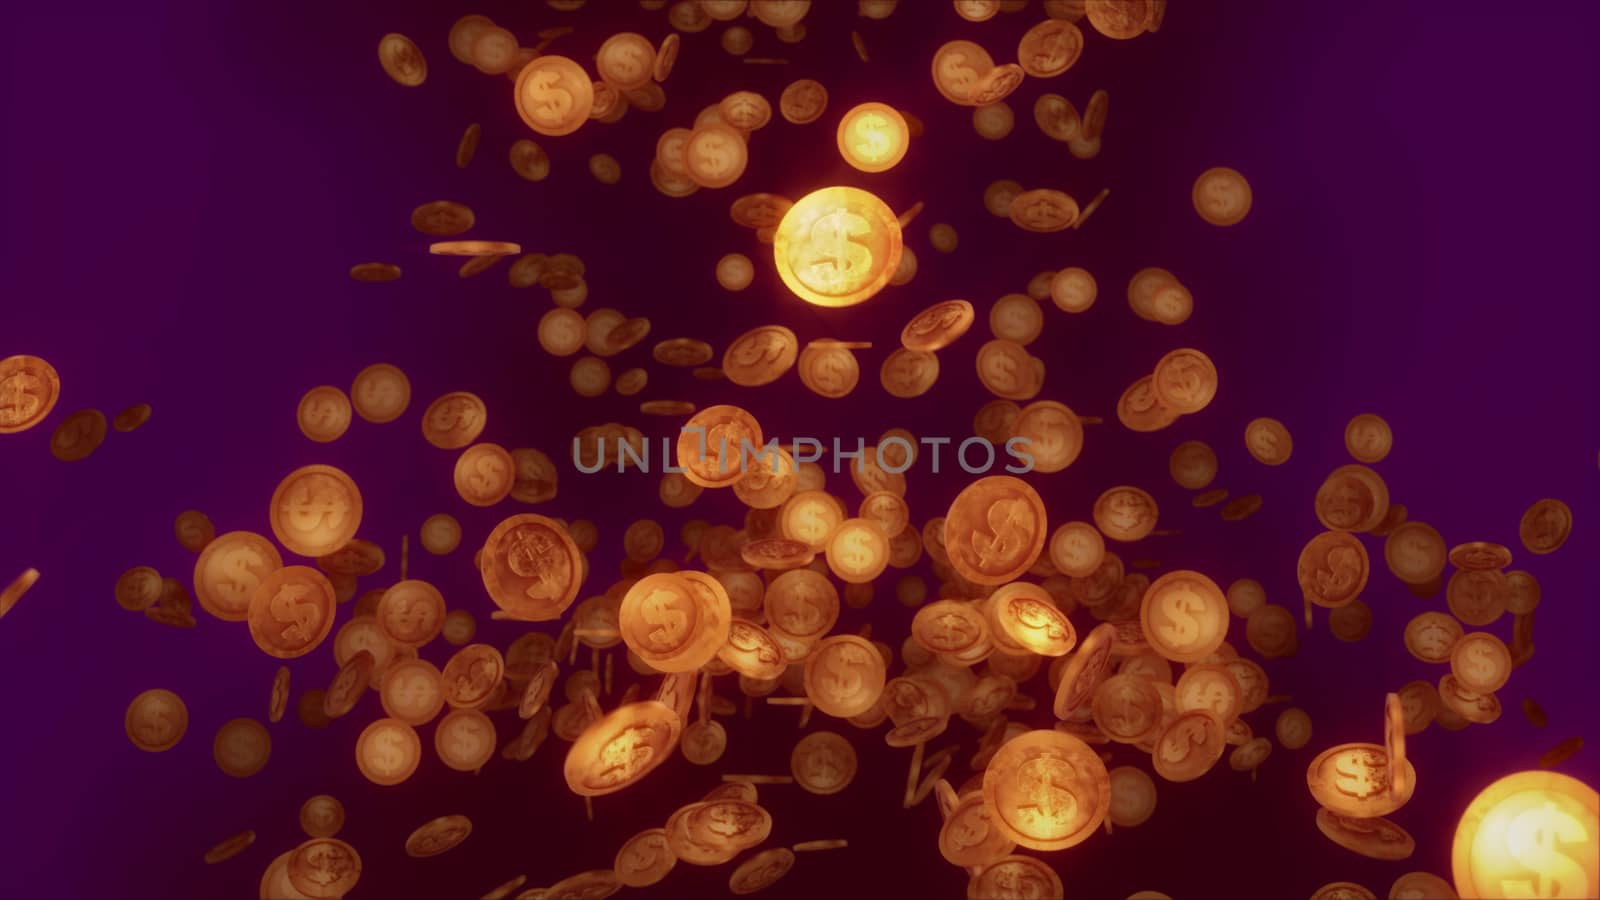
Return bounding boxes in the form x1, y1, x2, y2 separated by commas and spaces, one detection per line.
1192, 166, 1253, 226
668, 798, 773, 866
1452, 770, 1598, 899
790, 731, 858, 795
266, 464, 362, 558
125, 688, 187, 752
1011, 401, 1083, 473
1151, 710, 1225, 782
441, 643, 505, 710
1307, 743, 1416, 818
213, 717, 271, 778
1152, 348, 1218, 414
836, 102, 909, 173
1519, 498, 1573, 555
480, 514, 583, 621
378, 657, 444, 726
946, 476, 1047, 585
1086, 0, 1153, 38
564, 700, 682, 796
1439, 673, 1501, 725
349, 363, 409, 424
676, 404, 761, 488
285, 837, 361, 898
1385, 691, 1410, 801
797, 343, 859, 398
1176, 664, 1242, 723
374, 580, 445, 648
1117, 376, 1178, 432
596, 31, 655, 90
614, 828, 677, 888
1316, 808, 1414, 861
982, 729, 1110, 850
1297, 531, 1370, 608
685, 124, 748, 188
434, 709, 495, 772
1034, 93, 1082, 143
1053, 622, 1115, 719
804, 635, 886, 718
1141, 570, 1229, 663
1092, 674, 1164, 744
1043, 522, 1102, 579
513, 55, 594, 136
621, 572, 722, 672
1093, 486, 1158, 542
0, 354, 60, 433
824, 518, 890, 584
717, 618, 788, 680
931, 40, 993, 105
247, 566, 336, 659
194, 531, 282, 622
1451, 632, 1512, 694
1385, 521, 1447, 584
773, 186, 902, 308
452, 443, 514, 507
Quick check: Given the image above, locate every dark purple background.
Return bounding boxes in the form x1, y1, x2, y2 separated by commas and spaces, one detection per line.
1, 1, 1596, 898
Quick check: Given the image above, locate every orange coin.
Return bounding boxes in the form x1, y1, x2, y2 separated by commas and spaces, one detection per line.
247, 566, 337, 659
355, 717, 422, 786
194, 531, 283, 622
350, 363, 410, 424
479, 514, 584, 621
513, 55, 594, 136
1244, 417, 1293, 465
0, 354, 60, 434
125, 688, 188, 752
269, 465, 362, 558
1141, 571, 1230, 663
297, 386, 351, 443
773, 186, 902, 308
945, 476, 1048, 585
836, 102, 909, 173
420, 391, 487, 449
1094, 486, 1159, 542
213, 717, 271, 778
49, 409, 106, 462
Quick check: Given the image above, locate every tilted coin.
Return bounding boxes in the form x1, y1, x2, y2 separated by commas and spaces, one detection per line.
1297, 531, 1370, 608
480, 514, 584, 621
1307, 743, 1416, 818
1151, 710, 1226, 782
286, 837, 361, 898
0, 354, 61, 434
247, 566, 337, 659
1519, 498, 1573, 555
982, 729, 1110, 850
614, 828, 677, 888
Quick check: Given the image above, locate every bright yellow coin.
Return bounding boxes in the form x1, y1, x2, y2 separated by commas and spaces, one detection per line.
773, 186, 903, 308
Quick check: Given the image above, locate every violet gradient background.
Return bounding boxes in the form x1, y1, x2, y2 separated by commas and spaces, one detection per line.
1, 1, 1597, 898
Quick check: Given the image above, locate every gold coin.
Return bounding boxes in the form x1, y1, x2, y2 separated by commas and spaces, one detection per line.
1344, 413, 1393, 463
1175, 664, 1242, 723
620, 572, 725, 672
732, 446, 797, 511
668, 799, 773, 866
902, 299, 975, 352
790, 731, 858, 795
404, 815, 471, 859
990, 582, 1076, 656
1229, 736, 1273, 772
779, 78, 827, 124
1377, 521, 1444, 586
1092, 673, 1164, 744
945, 476, 1047, 585
509, 448, 559, 503
1046, 521, 1103, 579
49, 409, 106, 462
676, 404, 762, 488
125, 688, 187, 752
1116, 376, 1178, 432
1449, 541, 1514, 572
267, 665, 290, 723
614, 828, 677, 888
652, 338, 714, 368
480, 514, 583, 620
684, 123, 748, 188
1017, 19, 1083, 77
434, 708, 496, 772
285, 837, 360, 898
723, 325, 799, 387
803, 635, 886, 717
374, 579, 445, 648
269, 464, 362, 558
513, 55, 594, 136
204, 830, 255, 865
773, 186, 902, 307
682, 719, 728, 765
1276, 707, 1314, 749
1307, 743, 1415, 817
112, 402, 151, 432
824, 518, 890, 584
1010, 401, 1082, 474
536, 308, 587, 357
417, 514, 462, 557
982, 729, 1110, 850
714, 252, 755, 292
429, 240, 520, 257
114, 565, 162, 612
1052, 623, 1115, 719
0, 354, 61, 433
1452, 770, 1598, 898
1297, 531, 1370, 608
374, 33, 425, 87
379, 658, 445, 725
729, 847, 795, 895
213, 717, 271, 778
1451, 632, 1512, 694
172, 510, 215, 554
1505, 571, 1542, 615
1151, 710, 1225, 782
654, 30, 681, 80
717, 618, 788, 680
452, 443, 514, 507
1093, 486, 1158, 542
1191, 166, 1253, 226
1108, 765, 1158, 827
1447, 569, 1508, 627
295, 386, 350, 444
1539, 737, 1584, 769
564, 700, 682, 796
1438, 673, 1501, 725
1316, 808, 1415, 860
192, 528, 283, 621
931, 39, 993, 105
1141, 570, 1229, 663
1236, 418, 1292, 468
478, 874, 527, 900
410, 200, 474, 236
970, 63, 1026, 106
596, 32, 655, 90
939, 791, 1016, 866
441, 643, 506, 709
912, 600, 987, 656
247, 566, 336, 659
349, 363, 410, 424
321, 650, 373, 719
349, 261, 401, 283
454, 122, 481, 169
1151, 348, 1218, 414
1310, 884, 1377, 900
977, 339, 1042, 401
1519, 498, 1573, 555
1086, 0, 1153, 39
836, 102, 910, 173
1169, 440, 1218, 490
508, 139, 550, 181
966, 855, 1064, 900
1315, 464, 1391, 533
1034, 93, 1082, 144
1329, 600, 1373, 641
1008, 189, 1079, 232
1388, 872, 1457, 899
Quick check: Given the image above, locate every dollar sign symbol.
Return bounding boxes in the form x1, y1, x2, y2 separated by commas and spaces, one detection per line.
801, 210, 873, 290
840, 533, 872, 572
852, 113, 894, 160
823, 648, 863, 698
218, 545, 265, 603
1500, 803, 1591, 898
1465, 642, 1498, 682
972, 499, 1029, 570
470, 455, 503, 493
940, 52, 980, 94
949, 808, 990, 849
287, 480, 341, 532
816, 349, 853, 390
1333, 753, 1381, 799
0, 373, 43, 422
373, 730, 405, 772
1016, 758, 1078, 825
1159, 590, 1203, 646
527, 70, 573, 124
269, 583, 320, 641
1160, 719, 1207, 764
1253, 429, 1278, 457
641, 589, 688, 647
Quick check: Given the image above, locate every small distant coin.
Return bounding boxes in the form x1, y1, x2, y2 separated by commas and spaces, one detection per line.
297, 386, 351, 443
126, 688, 188, 752
1387, 872, 1457, 900
410, 201, 474, 236
1117, 376, 1178, 433
729, 847, 795, 895
213, 717, 271, 778
1192, 166, 1253, 226
1169, 440, 1218, 490
1009, 189, 1079, 232
430, 240, 521, 257
1276, 707, 1313, 750
1243, 417, 1293, 465
902, 300, 975, 352
50, 409, 107, 462
203, 830, 255, 865
112, 403, 151, 432
1316, 808, 1415, 861
455, 122, 481, 169
1519, 498, 1573, 555
421, 391, 487, 449
350, 363, 410, 424
1017, 19, 1084, 78
286, 837, 361, 898
1094, 486, 1158, 542
615, 828, 677, 888
780, 79, 828, 124
405, 815, 473, 858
